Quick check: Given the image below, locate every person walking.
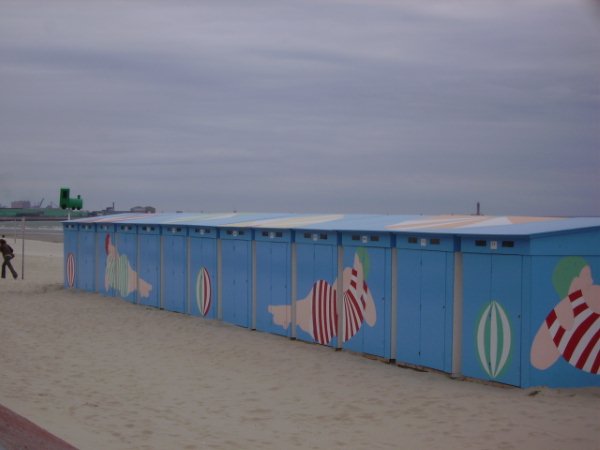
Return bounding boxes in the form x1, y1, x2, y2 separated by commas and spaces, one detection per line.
0, 238, 18, 279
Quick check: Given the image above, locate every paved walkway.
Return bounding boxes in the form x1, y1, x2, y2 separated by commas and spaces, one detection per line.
0, 403, 77, 450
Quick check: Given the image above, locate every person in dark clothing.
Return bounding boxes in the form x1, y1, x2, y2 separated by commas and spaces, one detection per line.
0, 239, 18, 279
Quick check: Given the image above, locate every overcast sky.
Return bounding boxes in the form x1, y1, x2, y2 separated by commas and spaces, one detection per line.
1, 0, 599, 216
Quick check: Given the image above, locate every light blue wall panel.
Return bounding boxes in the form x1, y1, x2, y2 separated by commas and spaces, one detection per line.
77, 224, 96, 292
462, 253, 522, 386
397, 248, 453, 372
255, 235, 291, 336
420, 251, 449, 370
461, 236, 529, 255
397, 249, 421, 364
396, 234, 457, 252
221, 230, 252, 327
138, 225, 160, 308
530, 228, 600, 256
162, 226, 187, 313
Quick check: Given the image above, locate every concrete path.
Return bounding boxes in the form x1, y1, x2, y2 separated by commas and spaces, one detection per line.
0, 403, 77, 450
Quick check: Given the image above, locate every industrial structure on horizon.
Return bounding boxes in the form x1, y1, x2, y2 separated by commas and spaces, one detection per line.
0, 198, 155, 220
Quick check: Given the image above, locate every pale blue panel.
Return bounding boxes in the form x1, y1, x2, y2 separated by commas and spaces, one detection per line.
138, 233, 160, 308
78, 226, 96, 292
221, 239, 251, 327
420, 251, 448, 371
460, 237, 528, 255
444, 252, 455, 371
162, 234, 186, 313
530, 228, 600, 256
255, 229, 292, 242
256, 241, 291, 336
397, 249, 422, 365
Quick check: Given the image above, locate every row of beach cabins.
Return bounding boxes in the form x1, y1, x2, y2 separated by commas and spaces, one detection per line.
63, 212, 600, 388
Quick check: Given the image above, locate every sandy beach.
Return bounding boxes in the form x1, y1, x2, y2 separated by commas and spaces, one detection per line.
0, 239, 598, 450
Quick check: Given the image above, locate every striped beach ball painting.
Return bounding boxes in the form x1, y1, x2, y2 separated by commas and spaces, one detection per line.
477, 301, 512, 378
66, 252, 76, 288
195, 267, 212, 316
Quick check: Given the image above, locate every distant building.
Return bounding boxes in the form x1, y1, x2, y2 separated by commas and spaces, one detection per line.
11, 200, 31, 208
130, 206, 156, 213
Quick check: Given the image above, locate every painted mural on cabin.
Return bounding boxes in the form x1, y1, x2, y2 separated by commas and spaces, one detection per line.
195, 267, 212, 316
530, 257, 600, 375
476, 301, 512, 379
104, 234, 152, 298
268, 250, 376, 345
66, 252, 76, 287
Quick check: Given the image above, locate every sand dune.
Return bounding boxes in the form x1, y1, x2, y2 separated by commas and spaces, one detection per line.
0, 239, 598, 450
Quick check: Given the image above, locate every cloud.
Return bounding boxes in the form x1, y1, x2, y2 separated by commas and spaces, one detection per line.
0, 0, 598, 215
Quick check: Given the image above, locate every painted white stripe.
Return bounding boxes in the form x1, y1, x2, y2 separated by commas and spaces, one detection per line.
166, 213, 237, 224
570, 319, 600, 365
498, 302, 512, 378
582, 339, 600, 373
459, 217, 513, 228
205, 269, 212, 315
571, 297, 585, 310
203, 269, 208, 315
326, 285, 334, 342
558, 309, 593, 353
67, 253, 75, 287
232, 214, 343, 228
548, 320, 560, 336
490, 304, 498, 376
196, 269, 202, 314
387, 216, 483, 230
